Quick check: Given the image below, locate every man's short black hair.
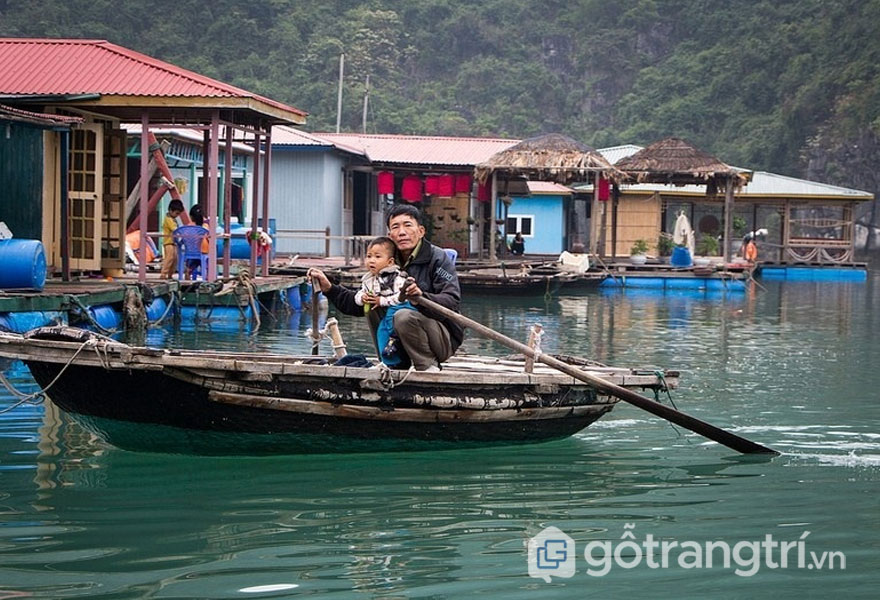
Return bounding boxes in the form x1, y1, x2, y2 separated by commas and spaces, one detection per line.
168, 199, 185, 213
387, 203, 422, 226
368, 236, 396, 254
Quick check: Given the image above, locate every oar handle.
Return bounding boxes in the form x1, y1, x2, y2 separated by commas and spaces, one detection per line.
410, 295, 778, 455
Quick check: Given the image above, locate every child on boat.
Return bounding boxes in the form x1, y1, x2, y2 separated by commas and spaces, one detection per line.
355, 236, 413, 367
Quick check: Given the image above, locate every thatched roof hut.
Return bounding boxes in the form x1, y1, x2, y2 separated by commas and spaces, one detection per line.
474, 133, 622, 184
614, 137, 749, 188
615, 137, 751, 261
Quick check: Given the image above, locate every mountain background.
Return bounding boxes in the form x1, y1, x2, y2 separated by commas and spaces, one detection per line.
2, 0, 879, 250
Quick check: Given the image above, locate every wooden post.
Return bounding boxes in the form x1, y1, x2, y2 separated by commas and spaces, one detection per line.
262, 127, 272, 277
523, 323, 543, 373
723, 177, 734, 263
611, 183, 620, 259
207, 111, 220, 282
138, 111, 149, 283
250, 132, 261, 275
325, 317, 347, 358
489, 172, 497, 262
597, 175, 607, 258
60, 129, 70, 282
223, 125, 233, 271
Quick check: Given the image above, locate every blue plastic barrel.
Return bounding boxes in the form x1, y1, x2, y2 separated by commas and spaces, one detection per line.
670, 246, 693, 268
0, 239, 47, 291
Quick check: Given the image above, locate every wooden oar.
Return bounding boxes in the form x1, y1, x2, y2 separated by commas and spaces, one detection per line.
411, 294, 778, 455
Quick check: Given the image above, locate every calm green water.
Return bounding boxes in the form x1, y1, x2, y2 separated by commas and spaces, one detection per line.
1, 273, 879, 598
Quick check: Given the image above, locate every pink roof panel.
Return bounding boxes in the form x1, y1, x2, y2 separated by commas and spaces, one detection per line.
316, 133, 519, 167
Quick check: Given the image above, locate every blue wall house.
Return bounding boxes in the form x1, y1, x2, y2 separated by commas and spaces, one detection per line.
269, 127, 368, 256
504, 182, 572, 255
269, 131, 518, 259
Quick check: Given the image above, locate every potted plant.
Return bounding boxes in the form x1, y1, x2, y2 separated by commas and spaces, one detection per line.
630, 239, 650, 265
694, 235, 719, 266
657, 235, 675, 258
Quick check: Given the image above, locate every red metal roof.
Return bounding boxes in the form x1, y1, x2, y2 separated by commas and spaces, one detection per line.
0, 38, 306, 120
316, 133, 519, 167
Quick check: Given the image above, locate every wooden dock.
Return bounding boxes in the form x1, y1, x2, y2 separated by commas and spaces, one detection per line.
0, 273, 305, 332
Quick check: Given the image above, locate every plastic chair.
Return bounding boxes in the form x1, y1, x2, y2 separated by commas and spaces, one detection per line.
173, 225, 209, 280
443, 248, 458, 264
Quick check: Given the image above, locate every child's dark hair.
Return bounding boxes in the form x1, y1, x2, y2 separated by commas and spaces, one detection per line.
368, 236, 396, 255
168, 199, 185, 213
386, 203, 422, 226
189, 204, 204, 226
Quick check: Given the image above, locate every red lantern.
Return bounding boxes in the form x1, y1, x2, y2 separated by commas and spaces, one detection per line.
424, 176, 439, 195
598, 177, 610, 201
376, 171, 394, 195
401, 176, 423, 202
454, 174, 472, 194
477, 181, 491, 202
436, 174, 454, 197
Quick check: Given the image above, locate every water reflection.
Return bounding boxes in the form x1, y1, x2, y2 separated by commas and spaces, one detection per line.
1, 272, 879, 597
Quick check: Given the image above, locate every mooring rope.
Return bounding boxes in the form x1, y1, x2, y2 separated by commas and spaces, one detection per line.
67, 295, 118, 335
0, 337, 103, 413
377, 363, 416, 389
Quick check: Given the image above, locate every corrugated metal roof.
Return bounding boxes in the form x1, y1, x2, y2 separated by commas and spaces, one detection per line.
527, 181, 573, 194
578, 148, 874, 200
598, 144, 644, 164
739, 171, 873, 199
315, 133, 519, 167
271, 126, 366, 156
122, 124, 255, 153
272, 126, 335, 147
0, 38, 306, 118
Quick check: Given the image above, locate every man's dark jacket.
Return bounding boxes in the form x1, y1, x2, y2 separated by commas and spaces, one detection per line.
325, 240, 464, 351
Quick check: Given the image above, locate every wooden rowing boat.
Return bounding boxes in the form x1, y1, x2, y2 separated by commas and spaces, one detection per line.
0, 326, 678, 455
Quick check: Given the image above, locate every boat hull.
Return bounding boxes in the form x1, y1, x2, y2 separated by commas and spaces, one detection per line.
27, 361, 611, 455
1, 326, 677, 456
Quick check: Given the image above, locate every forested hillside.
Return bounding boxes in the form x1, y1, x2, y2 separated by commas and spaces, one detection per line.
2, 0, 880, 239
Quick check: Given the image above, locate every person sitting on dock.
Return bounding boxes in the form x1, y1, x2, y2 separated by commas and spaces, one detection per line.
309, 205, 463, 372
354, 236, 412, 367
160, 199, 185, 279
742, 233, 758, 264
509, 232, 525, 256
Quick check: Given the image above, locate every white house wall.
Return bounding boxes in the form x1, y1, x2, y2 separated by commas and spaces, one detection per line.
270, 150, 344, 256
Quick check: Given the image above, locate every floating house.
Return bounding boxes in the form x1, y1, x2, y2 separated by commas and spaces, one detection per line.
268, 132, 517, 258
0, 38, 306, 282
580, 143, 873, 265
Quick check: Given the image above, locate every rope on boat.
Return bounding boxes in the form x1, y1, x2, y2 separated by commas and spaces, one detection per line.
235, 269, 261, 331
377, 363, 416, 389
0, 337, 104, 412
649, 369, 687, 441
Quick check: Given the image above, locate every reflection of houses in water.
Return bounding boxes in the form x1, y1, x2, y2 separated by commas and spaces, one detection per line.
36, 399, 108, 492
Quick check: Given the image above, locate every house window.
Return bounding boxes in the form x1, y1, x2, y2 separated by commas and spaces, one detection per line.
506, 214, 534, 236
